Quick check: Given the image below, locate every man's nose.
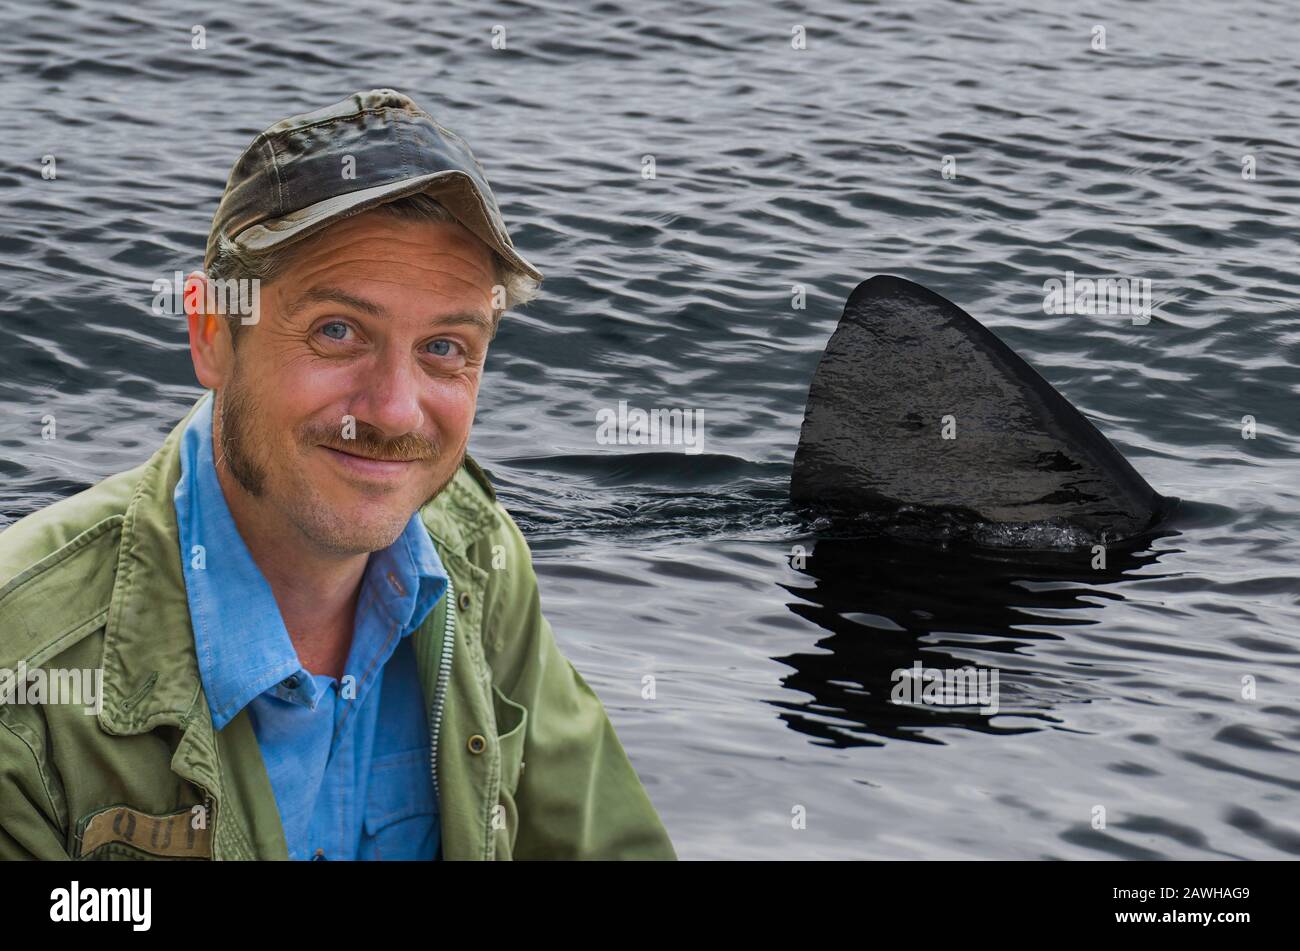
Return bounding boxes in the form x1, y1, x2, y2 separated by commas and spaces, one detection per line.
353, 350, 425, 437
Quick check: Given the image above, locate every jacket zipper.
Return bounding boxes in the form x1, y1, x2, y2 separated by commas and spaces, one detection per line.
428, 576, 457, 811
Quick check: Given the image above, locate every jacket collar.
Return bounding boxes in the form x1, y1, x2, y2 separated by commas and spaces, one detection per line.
98, 392, 498, 738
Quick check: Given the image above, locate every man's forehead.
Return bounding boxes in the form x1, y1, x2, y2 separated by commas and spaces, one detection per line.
281, 283, 494, 335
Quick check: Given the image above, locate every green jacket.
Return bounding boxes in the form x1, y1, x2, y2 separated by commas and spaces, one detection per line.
0, 396, 675, 860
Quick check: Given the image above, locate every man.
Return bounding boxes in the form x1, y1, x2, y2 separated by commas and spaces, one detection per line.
0, 89, 675, 860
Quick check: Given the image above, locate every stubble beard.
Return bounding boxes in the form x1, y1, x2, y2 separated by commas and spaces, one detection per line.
216, 371, 267, 499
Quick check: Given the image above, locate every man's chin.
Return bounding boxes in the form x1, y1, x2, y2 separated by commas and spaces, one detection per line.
286, 461, 460, 554
306, 519, 412, 557
291, 493, 419, 556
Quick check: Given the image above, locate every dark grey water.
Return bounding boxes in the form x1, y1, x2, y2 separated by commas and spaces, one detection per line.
1, 0, 1297, 858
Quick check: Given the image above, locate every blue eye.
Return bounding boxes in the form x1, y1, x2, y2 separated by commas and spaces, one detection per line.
321, 321, 349, 340
427, 339, 453, 357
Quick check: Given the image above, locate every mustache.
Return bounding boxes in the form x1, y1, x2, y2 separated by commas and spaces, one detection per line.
304, 422, 438, 462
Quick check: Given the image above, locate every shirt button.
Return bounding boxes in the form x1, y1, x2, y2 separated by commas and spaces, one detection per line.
467, 734, 487, 754
458, 591, 471, 611
282, 675, 300, 690
386, 571, 405, 596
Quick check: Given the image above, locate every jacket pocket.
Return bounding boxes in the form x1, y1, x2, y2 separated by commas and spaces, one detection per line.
73, 803, 212, 860
490, 684, 528, 796
79, 841, 205, 861
489, 685, 528, 859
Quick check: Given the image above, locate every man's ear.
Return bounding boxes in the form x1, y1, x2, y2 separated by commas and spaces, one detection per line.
184, 271, 234, 389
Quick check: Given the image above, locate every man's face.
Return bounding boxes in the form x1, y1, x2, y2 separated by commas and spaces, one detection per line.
213, 211, 496, 557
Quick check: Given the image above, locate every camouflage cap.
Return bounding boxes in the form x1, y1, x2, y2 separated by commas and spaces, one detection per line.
205, 89, 543, 283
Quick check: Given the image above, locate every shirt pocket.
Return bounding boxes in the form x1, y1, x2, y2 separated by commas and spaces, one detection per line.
360, 748, 438, 860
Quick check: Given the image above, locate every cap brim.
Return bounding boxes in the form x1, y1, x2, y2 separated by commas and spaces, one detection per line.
228, 171, 544, 283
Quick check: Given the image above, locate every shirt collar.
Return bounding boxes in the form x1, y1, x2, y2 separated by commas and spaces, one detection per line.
173, 391, 448, 730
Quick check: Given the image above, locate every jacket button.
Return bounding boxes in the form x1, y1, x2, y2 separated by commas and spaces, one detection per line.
467, 734, 487, 754
458, 591, 471, 611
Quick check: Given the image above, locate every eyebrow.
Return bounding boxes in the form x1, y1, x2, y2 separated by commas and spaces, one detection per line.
286, 286, 493, 335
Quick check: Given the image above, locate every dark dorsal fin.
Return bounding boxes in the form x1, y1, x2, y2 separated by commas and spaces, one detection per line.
791, 275, 1169, 540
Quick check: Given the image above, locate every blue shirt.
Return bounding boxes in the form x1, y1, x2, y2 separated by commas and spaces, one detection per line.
173, 391, 448, 860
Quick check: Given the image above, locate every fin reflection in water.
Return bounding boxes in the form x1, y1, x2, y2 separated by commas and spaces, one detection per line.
773, 532, 1176, 748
